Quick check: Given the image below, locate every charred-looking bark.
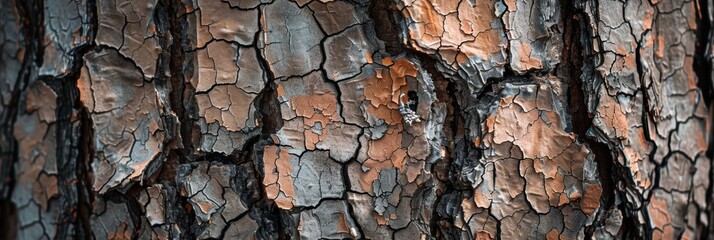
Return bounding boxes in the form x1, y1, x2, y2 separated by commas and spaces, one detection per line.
0, 0, 713, 239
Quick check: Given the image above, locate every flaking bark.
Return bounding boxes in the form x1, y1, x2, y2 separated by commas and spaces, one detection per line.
0, 0, 713, 239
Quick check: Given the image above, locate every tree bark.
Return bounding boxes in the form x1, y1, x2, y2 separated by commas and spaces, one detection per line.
1, 0, 713, 239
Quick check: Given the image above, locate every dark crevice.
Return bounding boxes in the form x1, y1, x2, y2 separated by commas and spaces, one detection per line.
419, 53, 465, 237
4, 0, 70, 239
76, 104, 95, 240
564, 0, 646, 238
74, 0, 99, 239
560, 1, 614, 239
694, 0, 714, 238
162, 1, 199, 238
574, 0, 653, 238
168, 0, 196, 164
0, 198, 17, 240
368, 1, 483, 237
340, 130, 366, 238
254, 5, 284, 138
1, 0, 45, 204
247, 134, 293, 239
153, 1, 181, 172
368, 0, 405, 55
695, 0, 714, 110
42, 76, 82, 239
246, 5, 290, 239
254, 80, 283, 137
560, 0, 591, 137
368, 1, 508, 237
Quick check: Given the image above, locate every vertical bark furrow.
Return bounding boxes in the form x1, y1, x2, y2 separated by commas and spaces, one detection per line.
579, 0, 711, 238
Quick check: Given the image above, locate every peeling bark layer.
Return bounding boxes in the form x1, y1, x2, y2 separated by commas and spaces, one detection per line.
1, 0, 713, 239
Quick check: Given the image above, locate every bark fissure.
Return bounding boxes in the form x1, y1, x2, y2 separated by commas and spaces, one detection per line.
1, 0, 713, 239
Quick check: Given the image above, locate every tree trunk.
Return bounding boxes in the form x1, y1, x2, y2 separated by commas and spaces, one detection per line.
1, 0, 713, 239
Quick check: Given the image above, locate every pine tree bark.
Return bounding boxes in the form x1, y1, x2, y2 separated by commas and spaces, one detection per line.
1, 0, 713, 239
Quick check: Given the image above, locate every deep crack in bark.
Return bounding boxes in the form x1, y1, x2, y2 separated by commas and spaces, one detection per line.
1, 0, 713, 239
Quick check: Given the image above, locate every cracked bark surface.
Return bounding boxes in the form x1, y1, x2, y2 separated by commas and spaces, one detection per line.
1, 0, 713, 239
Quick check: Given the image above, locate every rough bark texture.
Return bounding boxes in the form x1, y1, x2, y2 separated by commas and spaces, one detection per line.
1, 0, 713, 239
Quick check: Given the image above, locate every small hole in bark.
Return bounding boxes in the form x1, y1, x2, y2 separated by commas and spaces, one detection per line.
407, 90, 418, 111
